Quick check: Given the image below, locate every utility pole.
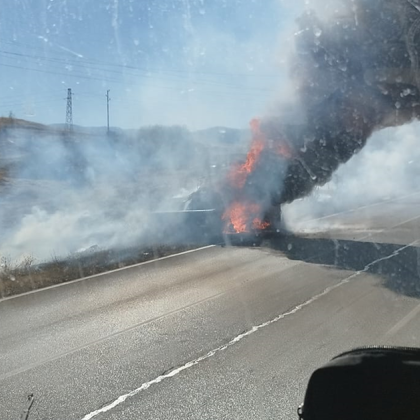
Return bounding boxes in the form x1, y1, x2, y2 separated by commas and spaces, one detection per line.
66, 88, 73, 132
106, 90, 111, 134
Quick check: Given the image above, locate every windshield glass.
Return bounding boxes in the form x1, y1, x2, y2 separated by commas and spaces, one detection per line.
1, 1, 420, 419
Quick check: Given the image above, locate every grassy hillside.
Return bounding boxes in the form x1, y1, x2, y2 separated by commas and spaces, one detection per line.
0, 117, 49, 132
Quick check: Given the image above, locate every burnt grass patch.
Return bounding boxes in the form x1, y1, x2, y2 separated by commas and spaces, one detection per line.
0, 244, 197, 299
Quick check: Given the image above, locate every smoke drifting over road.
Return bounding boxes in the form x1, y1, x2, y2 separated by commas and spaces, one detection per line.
284, 120, 420, 230
216, 0, 420, 234
0, 124, 207, 260
260, 0, 420, 205
3, 0, 420, 261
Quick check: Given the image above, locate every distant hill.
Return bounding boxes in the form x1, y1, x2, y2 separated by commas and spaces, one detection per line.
49, 124, 126, 136
0, 117, 49, 132
1, 118, 249, 146
0, 117, 250, 184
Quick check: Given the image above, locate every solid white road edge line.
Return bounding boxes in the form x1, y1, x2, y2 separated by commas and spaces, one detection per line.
80, 240, 419, 420
0, 245, 216, 302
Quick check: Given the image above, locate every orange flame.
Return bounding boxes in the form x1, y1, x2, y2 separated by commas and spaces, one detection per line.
252, 218, 270, 231
222, 201, 266, 233
222, 118, 293, 234
227, 118, 266, 189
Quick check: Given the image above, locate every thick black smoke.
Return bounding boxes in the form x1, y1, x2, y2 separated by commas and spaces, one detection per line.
266, 0, 420, 204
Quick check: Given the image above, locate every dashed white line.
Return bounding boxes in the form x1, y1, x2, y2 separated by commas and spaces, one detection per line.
80, 240, 419, 419
298, 191, 420, 224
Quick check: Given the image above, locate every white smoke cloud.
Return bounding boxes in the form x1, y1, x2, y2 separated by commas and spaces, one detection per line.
0, 125, 206, 261
3, 200, 151, 260
283, 120, 420, 231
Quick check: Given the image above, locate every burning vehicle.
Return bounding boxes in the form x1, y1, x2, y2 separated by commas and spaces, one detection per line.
168, 0, 420, 245
192, 0, 420, 243
186, 119, 288, 241
218, 118, 287, 238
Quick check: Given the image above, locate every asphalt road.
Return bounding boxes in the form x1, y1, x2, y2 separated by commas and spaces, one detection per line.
1, 194, 420, 419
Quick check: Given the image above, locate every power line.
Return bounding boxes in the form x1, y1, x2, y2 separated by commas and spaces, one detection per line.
0, 61, 276, 100
0, 60, 273, 96
0, 94, 61, 108
1, 40, 281, 79
0, 83, 270, 116
0, 51, 274, 93
0, 62, 121, 83
0, 46, 280, 90
0, 89, 55, 102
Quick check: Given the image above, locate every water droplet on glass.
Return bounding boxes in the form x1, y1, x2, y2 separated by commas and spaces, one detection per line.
199, 8, 205, 15
395, 101, 401, 109
396, 76, 402, 83
314, 27, 322, 37
401, 88, 412, 97
338, 63, 347, 72
287, 243, 293, 251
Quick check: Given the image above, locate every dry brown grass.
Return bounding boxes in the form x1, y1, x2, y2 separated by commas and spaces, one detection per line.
0, 244, 196, 299
0, 117, 48, 131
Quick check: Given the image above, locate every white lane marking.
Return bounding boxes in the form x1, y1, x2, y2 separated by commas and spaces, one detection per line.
5, 190, 420, 303
297, 190, 420, 224
81, 284, 346, 420
384, 301, 420, 339
0, 245, 216, 302
0, 257, 300, 381
80, 241, 418, 420
353, 213, 420, 242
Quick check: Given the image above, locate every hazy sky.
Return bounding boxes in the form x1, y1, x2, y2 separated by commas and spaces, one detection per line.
0, 0, 297, 130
